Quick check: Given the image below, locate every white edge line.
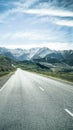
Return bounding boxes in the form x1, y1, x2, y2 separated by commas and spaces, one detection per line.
39, 87, 44, 91
0, 84, 7, 92
0, 75, 14, 92
65, 109, 73, 117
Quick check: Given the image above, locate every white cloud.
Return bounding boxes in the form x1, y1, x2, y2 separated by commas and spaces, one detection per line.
10, 31, 43, 40
1, 31, 53, 41
0, 0, 37, 23
0, 32, 73, 50
1, 33, 12, 39
54, 19, 73, 27
1, 42, 73, 50
33, 42, 73, 50
22, 9, 73, 17
13, 0, 38, 9
44, 42, 73, 50
11, 1, 72, 18
2, 44, 39, 49
1, 31, 48, 41
1, 4, 73, 24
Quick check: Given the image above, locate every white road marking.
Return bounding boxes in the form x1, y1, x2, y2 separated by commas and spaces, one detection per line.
39, 87, 44, 91
65, 109, 73, 117
0, 75, 14, 92
0, 84, 7, 92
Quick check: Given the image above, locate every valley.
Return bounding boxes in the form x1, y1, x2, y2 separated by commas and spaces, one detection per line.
0, 47, 73, 83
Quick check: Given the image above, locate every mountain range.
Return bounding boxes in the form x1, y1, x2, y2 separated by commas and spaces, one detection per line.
0, 47, 73, 66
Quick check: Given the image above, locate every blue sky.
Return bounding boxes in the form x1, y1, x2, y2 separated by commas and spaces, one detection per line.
0, 0, 73, 50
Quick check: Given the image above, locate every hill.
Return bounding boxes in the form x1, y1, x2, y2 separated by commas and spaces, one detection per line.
0, 55, 16, 76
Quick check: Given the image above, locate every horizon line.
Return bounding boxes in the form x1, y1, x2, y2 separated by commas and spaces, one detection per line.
0, 45, 73, 51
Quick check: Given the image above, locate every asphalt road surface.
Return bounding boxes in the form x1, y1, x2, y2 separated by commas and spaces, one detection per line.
0, 68, 73, 130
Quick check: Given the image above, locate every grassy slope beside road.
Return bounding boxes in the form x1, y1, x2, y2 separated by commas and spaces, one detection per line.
0, 72, 15, 89
0, 55, 16, 88
17, 61, 73, 83
0, 55, 16, 77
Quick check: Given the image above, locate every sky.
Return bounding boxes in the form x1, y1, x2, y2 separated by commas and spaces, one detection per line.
0, 0, 73, 50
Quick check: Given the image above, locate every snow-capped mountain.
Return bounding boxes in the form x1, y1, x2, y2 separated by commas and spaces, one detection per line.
0, 47, 15, 59
0, 47, 52, 61
10, 48, 27, 58
34, 50, 73, 66
27, 48, 40, 59
0, 47, 8, 54
31, 47, 53, 59
0, 47, 73, 65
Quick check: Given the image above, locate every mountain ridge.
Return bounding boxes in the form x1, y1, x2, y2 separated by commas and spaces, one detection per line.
0, 47, 73, 66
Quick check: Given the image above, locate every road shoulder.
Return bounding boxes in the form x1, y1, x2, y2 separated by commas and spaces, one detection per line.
0, 72, 15, 89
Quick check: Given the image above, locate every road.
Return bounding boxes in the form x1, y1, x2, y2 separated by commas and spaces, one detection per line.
0, 68, 73, 130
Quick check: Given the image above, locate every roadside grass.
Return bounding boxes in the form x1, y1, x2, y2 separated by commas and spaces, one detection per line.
0, 70, 15, 77
39, 71, 73, 83
0, 68, 16, 77
0, 71, 11, 77
0, 54, 16, 77
0, 70, 16, 89
17, 62, 73, 83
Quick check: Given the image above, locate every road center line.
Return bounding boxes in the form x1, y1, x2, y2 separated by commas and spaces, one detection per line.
39, 87, 44, 91
65, 109, 73, 117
